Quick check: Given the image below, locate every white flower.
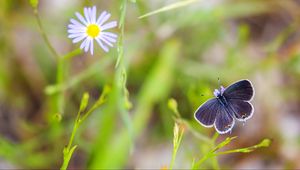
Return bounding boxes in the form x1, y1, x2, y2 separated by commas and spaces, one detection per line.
68, 6, 118, 55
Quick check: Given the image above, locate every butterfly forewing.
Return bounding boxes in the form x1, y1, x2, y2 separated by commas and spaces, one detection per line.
194, 98, 219, 127
223, 80, 254, 101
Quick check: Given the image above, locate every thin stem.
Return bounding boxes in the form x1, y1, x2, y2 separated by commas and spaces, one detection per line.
32, 7, 68, 115
115, 0, 127, 68
56, 58, 65, 114
194, 152, 213, 168
66, 120, 79, 153
60, 95, 107, 170
63, 48, 82, 60
33, 9, 59, 60
79, 99, 105, 124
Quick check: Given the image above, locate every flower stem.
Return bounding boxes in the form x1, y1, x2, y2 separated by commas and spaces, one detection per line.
60, 88, 109, 170
33, 9, 59, 60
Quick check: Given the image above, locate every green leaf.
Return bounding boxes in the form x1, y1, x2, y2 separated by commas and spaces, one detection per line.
139, 0, 199, 19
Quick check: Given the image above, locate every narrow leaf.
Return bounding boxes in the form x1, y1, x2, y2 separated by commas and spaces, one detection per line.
139, 0, 199, 19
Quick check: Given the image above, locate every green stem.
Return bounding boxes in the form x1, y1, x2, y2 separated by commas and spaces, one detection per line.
56, 58, 65, 114
194, 152, 213, 168
63, 48, 82, 60
79, 98, 105, 124
56, 49, 82, 114
66, 120, 79, 154
114, 0, 133, 149
60, 88, 109, 170
33, 9, 59, 60
60, 109, 81, 170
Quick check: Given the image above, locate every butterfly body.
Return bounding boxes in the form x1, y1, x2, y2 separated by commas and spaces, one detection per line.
194, 79, 254, 134
216, 94, 228, 107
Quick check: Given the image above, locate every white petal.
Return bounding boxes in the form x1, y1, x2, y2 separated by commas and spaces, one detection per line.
80, 38, 89, 49
102, 32, 118, 38
96, 37, 109, 52
96, 11, 108, 25
98, 13, 111, 26
84, 38, 91, 52
91, 6, 96, 23
84, 7, 91, 24
101, 34, 117, 43
73, 35, 87, 43
75, 12, 88, 26
88, 7, 93, 21
90, 39, 94, 55
99, 36, 113, 47
68, 29, 86, 34
68, 24, 86, 30
70, 18, 85, 28
68, 33, 85, 39
100, 21, 117, 31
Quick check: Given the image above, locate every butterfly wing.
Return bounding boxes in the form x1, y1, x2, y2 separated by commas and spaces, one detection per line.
223, 79, 254, 121
228, 99, 254, 121
214, 106, 235, 134
223, 79, 254, 101
194, 98, 220, 127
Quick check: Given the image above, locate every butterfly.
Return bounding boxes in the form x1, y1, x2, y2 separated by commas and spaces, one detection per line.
194, 79, 255, 134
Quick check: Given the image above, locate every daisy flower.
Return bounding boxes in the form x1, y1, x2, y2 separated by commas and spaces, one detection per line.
68, 6, 118, 55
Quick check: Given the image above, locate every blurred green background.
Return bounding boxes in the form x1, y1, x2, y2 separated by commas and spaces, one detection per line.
0, 0, 300, 169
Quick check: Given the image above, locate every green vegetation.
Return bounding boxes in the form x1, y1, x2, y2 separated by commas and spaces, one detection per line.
0, 0, 299, 169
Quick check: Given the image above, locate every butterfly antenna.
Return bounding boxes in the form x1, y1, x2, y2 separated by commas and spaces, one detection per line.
218, 77, 221, 87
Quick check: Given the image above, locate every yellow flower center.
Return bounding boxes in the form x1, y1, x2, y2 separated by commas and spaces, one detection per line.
86, 24, 100, 38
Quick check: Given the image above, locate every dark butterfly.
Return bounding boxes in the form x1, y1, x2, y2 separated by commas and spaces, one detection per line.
194, 79, 255, 134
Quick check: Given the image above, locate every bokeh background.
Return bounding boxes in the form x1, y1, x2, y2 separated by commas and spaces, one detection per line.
1, 0, 300, 169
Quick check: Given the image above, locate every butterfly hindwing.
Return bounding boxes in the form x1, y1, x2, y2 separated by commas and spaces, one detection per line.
214, 106, 235, 134
223, 79, 254, 101
228, 99, 254, 121
194, 98, 220, 127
